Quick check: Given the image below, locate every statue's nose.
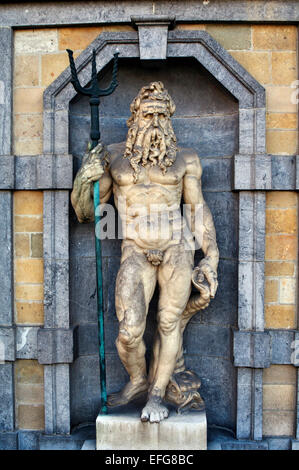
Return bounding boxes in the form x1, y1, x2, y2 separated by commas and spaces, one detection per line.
153, 114, 159, 127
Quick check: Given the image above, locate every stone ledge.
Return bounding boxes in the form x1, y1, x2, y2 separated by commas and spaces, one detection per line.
234, 154, 271, 190
0, 155, 73, 190
96, 410, 207, 450
234, 329, 299, 368
233, 330, 271, 368
1, 2, 298, 27
234, 154, 299, 191
37, 328, 73, 364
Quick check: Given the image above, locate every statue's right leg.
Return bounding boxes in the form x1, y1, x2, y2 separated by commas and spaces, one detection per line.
107, 243, 157, 407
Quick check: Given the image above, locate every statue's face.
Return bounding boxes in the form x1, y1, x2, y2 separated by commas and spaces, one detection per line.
124, 95, 177, 181
138, 101, 168, 130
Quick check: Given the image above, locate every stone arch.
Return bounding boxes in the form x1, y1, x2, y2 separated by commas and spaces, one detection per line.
42, 28, 267, 438
43, 30, 266, 156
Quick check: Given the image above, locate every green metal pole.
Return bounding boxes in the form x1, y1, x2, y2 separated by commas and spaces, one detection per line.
93, 178, 107, 414
66, 48, 118, 415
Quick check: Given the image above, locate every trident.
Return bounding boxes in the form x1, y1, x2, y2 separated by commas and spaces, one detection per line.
67, 48, 119, 414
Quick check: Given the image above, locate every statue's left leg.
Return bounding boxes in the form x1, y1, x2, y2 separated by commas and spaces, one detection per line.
141, 243, 193, 422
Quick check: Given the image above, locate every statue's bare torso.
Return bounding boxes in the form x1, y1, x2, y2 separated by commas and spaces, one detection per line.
102, 141, 197, 251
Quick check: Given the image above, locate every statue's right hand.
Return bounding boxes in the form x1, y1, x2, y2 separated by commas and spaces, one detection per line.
80, 142, 106, 184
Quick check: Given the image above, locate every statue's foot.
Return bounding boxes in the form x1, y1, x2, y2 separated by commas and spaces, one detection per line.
107, 378, 148, 407
141, 396, 169, 423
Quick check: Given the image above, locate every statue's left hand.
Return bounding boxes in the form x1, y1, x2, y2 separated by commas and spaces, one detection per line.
191, 258, 218, 300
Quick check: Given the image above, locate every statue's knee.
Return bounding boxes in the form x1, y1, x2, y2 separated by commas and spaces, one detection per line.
158, 308, 181, 336
117, 326, 142, 350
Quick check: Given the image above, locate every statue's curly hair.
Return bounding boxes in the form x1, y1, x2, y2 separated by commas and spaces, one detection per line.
126, 81, 176, 128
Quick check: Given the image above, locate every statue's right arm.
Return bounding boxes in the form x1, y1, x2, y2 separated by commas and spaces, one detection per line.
71, 143, 113, 223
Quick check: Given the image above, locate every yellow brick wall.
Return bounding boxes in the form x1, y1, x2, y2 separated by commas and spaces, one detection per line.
178, 23, 299, 438
13, 24, 298, 436
263, 365, 297, 436
14, 191, 44, 430
13, 25, 134, 156
12, 24, 134, 432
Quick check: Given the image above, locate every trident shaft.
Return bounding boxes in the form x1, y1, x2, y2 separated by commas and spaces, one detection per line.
67, 48, 119, 414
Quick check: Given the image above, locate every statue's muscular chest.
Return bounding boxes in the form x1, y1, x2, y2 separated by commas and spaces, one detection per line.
109, 152, 186, 207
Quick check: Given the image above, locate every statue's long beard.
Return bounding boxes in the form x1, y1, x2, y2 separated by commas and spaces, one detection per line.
124, 120, 177, 183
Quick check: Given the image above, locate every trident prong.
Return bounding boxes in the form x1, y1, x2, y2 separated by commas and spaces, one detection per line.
67, 48, 119, 146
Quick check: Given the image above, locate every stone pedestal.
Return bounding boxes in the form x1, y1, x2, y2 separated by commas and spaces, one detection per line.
96, 409, 207, 450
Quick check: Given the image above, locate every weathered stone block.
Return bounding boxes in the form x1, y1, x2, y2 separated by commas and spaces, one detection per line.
14, 28, 58, 54
15, 233, 30, 257
31, 233, 43, 258
44, 364, 70, 434
14, 140, 43, 157
233, 331, 271, 368
0, 156, 14, 189
265, 234, 297, 261
271, 156, 296, 190
70, 355, 102, 427
14, 114, 43, 140
231, 51, 271, 84
0, 364, 14, 431
221, 441, 268, 450
265, 261, 295, 277
15, 284, 43, 302
15, 258, 44, 283
16, 302, 44, 325
266, 208, 297, 234
206, 24, 251, 50
42, 52, 74, 87
73, 324, 98, 358
17, 404, 45, 430
263, 364, 297, 384
0, 191, 13, 325
14, 54, 39, 87
267, 87, 297, 113
0, 327, 15, 361
265, 279, 279, 303
96, 410, 207, 450
39, 434, 81, 450
269, 330, 295, 364
0, 432, 17, 450
263, 410, 294, 436
252, 25, 297, 51
18, 431, 40, 450
16, 383, 43, 404
15, 359, 44, 384
15, 215, 43, 232
280, 278, 296, 304
267, 438, 291, 450
263, 384, 296, 411
272, 51, 297, 86
13, 88, 44, 114
16, 326, 38, 359
37, 328, 73, 364
265, 305, 296, 329
267, 130, 297, 156
0, 27, 13, 156
266, 112, 297, 130
58, 25, 134, 51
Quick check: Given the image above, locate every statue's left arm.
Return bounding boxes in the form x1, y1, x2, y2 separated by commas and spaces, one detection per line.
183, 150, 219, 298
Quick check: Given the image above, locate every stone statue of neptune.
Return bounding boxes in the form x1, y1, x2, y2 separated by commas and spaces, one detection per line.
71, 82, 219, 423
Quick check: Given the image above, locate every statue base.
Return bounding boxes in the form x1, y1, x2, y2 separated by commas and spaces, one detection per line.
96, 408, 207, 450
